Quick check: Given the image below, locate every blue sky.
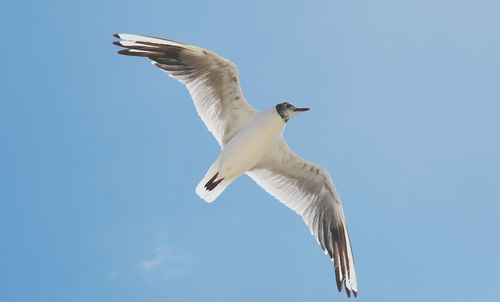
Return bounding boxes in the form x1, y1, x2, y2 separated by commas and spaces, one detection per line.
1, 0, 499, 301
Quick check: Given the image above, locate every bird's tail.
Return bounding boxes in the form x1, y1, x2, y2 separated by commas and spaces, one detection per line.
196, 163, 237, 203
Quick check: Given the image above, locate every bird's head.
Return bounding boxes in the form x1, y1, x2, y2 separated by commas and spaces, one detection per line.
275, 102, 310, 122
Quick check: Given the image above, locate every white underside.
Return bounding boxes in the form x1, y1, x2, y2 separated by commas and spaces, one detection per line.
196, 108, 284, 202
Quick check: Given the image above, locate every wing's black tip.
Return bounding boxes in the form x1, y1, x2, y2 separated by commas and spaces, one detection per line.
353, 291, 358, 298
334, 262, 342, 293
117, 49, 144, 56
346, 287, 351, 298
112, 41, 123, 47
113, 33, 120, 39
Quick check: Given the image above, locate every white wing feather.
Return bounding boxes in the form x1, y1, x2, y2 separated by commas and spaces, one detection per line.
247, 138, 358, 297
113, 33, 257, 146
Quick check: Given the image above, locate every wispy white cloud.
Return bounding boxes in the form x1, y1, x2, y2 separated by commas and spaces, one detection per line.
140, 246, 192, 278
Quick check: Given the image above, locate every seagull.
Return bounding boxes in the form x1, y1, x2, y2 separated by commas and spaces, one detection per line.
113, 33, 358, 297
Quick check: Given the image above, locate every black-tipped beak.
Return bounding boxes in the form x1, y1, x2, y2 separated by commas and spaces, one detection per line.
294, 107, 310, 112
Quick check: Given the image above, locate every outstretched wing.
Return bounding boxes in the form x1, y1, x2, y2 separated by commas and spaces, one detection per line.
247, 138, 358, 297
113, 33, 257, 146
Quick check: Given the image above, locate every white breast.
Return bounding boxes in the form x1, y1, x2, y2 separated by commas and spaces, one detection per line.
217, 108, 285, 178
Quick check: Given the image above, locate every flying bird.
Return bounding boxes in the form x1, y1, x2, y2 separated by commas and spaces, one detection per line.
113, 33, 358, 297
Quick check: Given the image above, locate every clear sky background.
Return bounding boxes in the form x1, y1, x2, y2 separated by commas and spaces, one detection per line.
1, 0, 499, 301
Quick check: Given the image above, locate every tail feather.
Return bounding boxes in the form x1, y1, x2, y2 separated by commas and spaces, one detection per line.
196, 169, 236, 203
204, 172, 225, 191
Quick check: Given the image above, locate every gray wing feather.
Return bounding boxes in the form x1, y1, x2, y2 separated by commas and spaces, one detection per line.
113, 33, 257, 146
247, 138, 358, 297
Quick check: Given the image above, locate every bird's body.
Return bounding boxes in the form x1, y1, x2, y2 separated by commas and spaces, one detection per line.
113, 33, 358, 297
197, 107, 285, 202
